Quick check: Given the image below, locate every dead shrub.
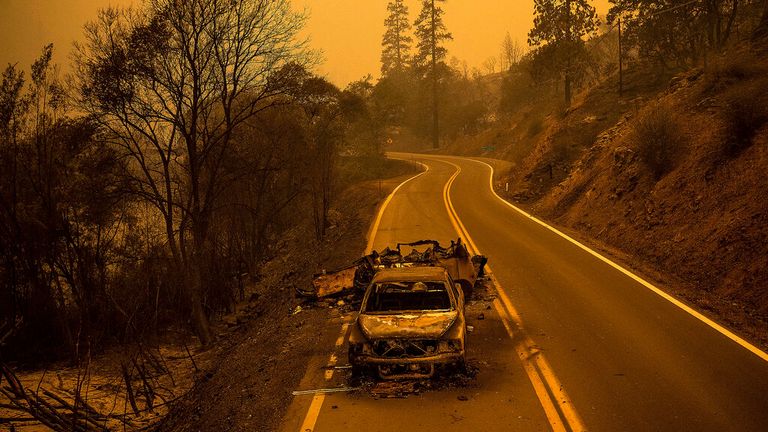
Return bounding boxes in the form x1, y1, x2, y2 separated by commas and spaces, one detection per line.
630, 104, 685, 180
721, 87, 768, 157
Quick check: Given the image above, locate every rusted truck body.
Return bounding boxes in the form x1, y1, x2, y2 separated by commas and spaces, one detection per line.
309, 239, 486, 379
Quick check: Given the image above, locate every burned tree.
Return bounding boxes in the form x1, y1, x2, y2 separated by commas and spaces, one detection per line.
0, 45, 130, 360
74, 0, 309, 346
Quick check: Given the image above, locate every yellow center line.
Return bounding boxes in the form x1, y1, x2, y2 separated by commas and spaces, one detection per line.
494, 299, 567, 432
324, 354, 338, 380
440, 159, 586, 432
297, 155, 587, 432
299, 395, 325, 432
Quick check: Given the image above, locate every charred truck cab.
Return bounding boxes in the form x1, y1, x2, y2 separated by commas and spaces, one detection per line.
348, 266, 467, 380
306, 238, 486, 380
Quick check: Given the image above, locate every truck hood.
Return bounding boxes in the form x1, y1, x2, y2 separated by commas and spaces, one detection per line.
358, 311, 458, 339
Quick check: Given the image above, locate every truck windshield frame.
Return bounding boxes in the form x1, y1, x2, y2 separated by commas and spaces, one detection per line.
363, 280, 454, 313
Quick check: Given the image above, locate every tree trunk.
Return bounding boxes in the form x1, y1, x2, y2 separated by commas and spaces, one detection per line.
432, 71, 439, 149
721, 0, 739, 47
186, 257, 213, 347
754, 0, 768, 41
565, 0, 572, 107
431, 0, 439, 149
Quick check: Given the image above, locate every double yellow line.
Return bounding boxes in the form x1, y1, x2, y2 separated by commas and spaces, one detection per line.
297, 157, 586, 432
440, 159, 587, 432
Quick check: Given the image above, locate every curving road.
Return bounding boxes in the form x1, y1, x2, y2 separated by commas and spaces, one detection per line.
280, 154, 768, 432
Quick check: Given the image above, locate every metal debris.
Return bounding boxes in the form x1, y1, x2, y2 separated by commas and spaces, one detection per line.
291, 387, 360, 396
301, 238, 487, 299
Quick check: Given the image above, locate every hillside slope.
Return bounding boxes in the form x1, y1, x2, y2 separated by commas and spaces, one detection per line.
498, 51, 768, 347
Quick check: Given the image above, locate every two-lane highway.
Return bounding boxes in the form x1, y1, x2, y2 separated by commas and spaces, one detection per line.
443, 154, 768, 431
281, 154, 768, 432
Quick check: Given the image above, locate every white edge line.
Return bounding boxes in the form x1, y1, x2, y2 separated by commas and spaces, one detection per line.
298, 163, 429, 432
366, 160, 430, 253
472, 158, 768, 363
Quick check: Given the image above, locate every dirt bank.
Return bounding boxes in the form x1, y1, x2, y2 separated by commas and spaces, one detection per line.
154, 170, 420, 432
498, 51, 768, 349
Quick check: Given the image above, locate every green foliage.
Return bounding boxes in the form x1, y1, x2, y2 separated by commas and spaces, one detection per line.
381, 0, 413, 76
413, 0, 453, 72
528, 39, 595, 86
528, 0, 599, 105
343, 76, 384, 156
607, 0, 741, 68
499, 68, 536, 113
371, 69, 418, 126
528, 0, 599, 48
631, 104, 685, 179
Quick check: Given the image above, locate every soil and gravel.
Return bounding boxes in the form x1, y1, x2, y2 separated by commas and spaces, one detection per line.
496, 50, 768, 350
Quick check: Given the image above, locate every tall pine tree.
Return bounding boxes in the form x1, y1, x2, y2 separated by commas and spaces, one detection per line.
528, 0, 598, 106
414, 0, 452, 148
381, 0, 412, 76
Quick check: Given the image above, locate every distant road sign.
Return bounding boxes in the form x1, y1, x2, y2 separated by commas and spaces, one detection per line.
482, 145, 496, 152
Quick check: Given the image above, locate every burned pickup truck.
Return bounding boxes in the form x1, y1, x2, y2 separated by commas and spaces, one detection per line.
307, 239, 487, 379
350, 266, 467, 379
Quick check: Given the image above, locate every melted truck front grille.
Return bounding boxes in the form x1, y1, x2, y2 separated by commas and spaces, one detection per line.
372, 339, 439, 357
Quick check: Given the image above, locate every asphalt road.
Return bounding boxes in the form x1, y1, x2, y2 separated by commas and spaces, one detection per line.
281, 154, 768, 432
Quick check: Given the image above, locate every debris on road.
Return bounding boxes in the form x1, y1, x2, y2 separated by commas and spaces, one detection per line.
300, 238, 487, 300
291, 387, 360, 396
350, 359, 480, 398
368, 380, 421, 398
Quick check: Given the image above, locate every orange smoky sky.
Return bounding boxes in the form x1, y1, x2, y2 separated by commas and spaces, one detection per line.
0, 0, 137, 70
1, 0, 611, 87
298, 0, 612, 86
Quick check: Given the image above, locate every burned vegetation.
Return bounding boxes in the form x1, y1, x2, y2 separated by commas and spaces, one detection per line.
0, 0, 399, 429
